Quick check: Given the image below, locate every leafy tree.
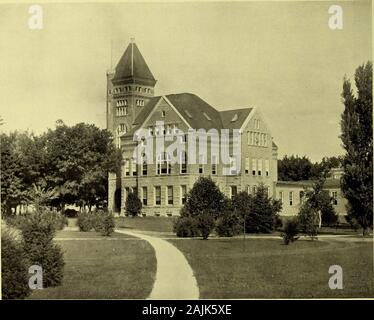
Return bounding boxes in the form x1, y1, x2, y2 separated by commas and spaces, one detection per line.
232, 185, 282, 233
177, 177, 228, 239
0, 132, 28, 215
340, 61, 373, 235
43, 121, 121, 211
183, 177, 227, 218
305, 179, 338, 226
125, 192, 142, 217
278, 155, 314, 181
298, 201, 319, 239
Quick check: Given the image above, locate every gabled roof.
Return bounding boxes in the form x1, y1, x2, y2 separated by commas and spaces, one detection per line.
166, 93, 224, 130
219, 108, 253, 129
112, 42, 156, 86
126, 93, 255, 136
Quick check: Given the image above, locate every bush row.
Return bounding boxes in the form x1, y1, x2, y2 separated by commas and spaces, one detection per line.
77, 211, 115, 236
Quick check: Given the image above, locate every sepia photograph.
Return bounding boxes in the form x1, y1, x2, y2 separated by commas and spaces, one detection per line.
0, 0, 373, 305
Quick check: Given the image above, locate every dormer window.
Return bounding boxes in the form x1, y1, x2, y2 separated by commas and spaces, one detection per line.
203, 112, 211, 121
184, 110, 193, 118
231, 114, 238, 122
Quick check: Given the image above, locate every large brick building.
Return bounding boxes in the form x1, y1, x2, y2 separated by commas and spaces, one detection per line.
107, 41, 278, 216
106, 41, 347, 219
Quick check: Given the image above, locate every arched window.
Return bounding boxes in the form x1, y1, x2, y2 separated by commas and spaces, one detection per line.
157, 152, 171, 175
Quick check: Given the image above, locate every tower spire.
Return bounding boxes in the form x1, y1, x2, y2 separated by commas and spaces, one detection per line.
130, 38, 135, 76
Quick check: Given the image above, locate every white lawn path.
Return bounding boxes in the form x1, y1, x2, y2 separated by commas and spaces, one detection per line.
115, 229, 200, 300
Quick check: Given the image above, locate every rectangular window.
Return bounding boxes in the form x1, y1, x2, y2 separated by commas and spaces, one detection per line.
331, 191, 338, 205
167, 186, 173, 205
230, 156, 237, 175
230, 186, 237, 200
289, 191, 293, 206
264, 134, 267, 147
252, 158, 257, 176
247, 131, 251, 145
142, 157, 147, 176
258, 159, 262, 176
155, 186, 161, 206
211, 155, 217, 175
279, 191, 283, 203
245, 157, 250, 174
181, 185, 187, 205
180, 152, 187, 174
199, 154, 204, 174
265, 159, 270, 176
131, 159, 137, 176
142, 187, 147, 206
251, 131, 254, 145
124, 159, 130, 176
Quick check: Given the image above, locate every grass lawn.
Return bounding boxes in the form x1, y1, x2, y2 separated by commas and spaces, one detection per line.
169, 238, 374, 299
28, 230, 156, 299
115, 216, 174, 233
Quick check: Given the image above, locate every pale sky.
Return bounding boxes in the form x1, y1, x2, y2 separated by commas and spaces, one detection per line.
0, 1, 371, 162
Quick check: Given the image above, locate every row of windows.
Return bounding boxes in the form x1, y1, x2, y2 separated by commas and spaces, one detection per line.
116, 99, 127, 107
278, 191, 303, 206
125, 186, 187, 206
247, 131, 268, 147
110, 86, 152, 94
136, 99, 145, 106
245, 158, 270, 176
115, 99, 145, 108
147, 124, 186, 140
116, 106, 128, 116
278, 190, 339, 206
123, 156, 268, 177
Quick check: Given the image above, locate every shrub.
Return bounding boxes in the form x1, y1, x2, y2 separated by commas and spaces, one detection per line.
281, 219, 300, 245
101, 212, 115, 236
216, 212, 242, 237
19, 210, 65, 288
77, 211, 93, 232
125, 192, 142, 217
53, 212, 68, 231
345, 214, 360, 231
173, 216, 200, 237
197, 212, 215, 240
92, 212, 103, 232
1, 229, 31, 299
298, 202, 319, 239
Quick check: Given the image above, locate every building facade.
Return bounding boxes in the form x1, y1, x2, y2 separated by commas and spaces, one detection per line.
107, 41, 278, 216
276, 168, 347, 220
106, 41, 347, 219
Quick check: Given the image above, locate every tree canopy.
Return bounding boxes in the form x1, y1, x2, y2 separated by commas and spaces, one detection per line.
1, 121, 121, 214
340, 61, 373, 234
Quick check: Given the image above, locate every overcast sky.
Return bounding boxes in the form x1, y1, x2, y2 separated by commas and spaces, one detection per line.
0, 1, 371, 162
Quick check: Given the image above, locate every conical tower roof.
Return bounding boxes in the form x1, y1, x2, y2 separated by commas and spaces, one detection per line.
112, 41, 156, 86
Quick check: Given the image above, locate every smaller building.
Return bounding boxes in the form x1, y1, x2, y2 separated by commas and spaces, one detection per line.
276, 168, 348, 220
